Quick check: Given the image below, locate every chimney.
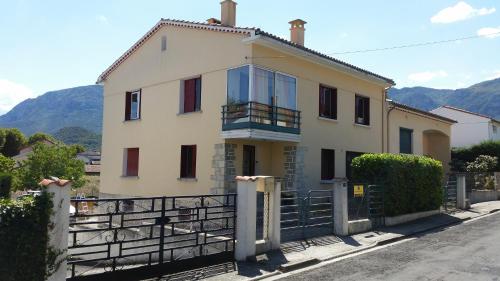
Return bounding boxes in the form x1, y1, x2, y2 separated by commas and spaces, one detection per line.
221, 0, 237, 27
289, 19, 307, 46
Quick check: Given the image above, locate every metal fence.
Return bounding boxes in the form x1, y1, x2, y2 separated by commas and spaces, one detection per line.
348, 184, 385, 227
68, 194, 236, 281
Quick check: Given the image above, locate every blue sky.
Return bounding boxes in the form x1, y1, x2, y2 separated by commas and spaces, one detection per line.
0, 0, 499, 114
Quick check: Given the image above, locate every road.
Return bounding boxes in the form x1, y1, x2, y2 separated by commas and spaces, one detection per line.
278, 212, 500, 281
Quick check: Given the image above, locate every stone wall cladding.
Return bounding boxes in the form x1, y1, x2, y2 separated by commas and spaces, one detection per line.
283, 146, 307, 191
211, 143, 237, 194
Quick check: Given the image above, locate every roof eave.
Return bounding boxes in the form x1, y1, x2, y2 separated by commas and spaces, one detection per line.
391, 102, 457, 124
246, 34, 395, 88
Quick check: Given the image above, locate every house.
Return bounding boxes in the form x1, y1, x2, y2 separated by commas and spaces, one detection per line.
430, 106, 500, 148
13, 139, 57, 163
98, 1, 453, 197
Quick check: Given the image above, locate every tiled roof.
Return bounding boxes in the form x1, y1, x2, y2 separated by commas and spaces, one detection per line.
440, 105, 500, 123
390, 101, 457, 124
97, 19, 394, 85
85, 165, 101, 173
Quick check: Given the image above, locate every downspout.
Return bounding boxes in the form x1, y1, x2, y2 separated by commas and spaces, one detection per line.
386, 99, 396, 153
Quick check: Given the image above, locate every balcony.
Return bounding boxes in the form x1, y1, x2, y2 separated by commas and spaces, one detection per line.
221, 102, 301, 142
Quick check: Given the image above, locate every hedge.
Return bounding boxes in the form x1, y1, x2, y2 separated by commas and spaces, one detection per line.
0, 192, 53, 281
0, 173, 13, 199
351, 153, 443, 217
452, 140, 500, 171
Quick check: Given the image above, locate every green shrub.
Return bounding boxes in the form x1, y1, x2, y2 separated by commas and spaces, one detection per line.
0, 173, 13, 199
452, 140, 500, 171
0, 192, 53, 281
351, 153, 443, 217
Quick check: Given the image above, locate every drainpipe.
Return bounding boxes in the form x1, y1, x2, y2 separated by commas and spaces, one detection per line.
386, 98, 396, 153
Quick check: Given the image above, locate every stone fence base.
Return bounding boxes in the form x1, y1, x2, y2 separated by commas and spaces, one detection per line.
470, 190, 499, 204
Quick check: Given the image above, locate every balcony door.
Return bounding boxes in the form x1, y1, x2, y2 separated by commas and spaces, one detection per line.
242, 145, 256, 176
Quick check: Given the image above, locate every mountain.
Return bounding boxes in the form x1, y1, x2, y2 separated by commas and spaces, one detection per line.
388, 78, 500, 119
0, 85, 103, 136
54, 126, 102, 151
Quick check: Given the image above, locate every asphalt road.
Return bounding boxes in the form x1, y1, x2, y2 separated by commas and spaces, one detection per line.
279, 213, 500, 281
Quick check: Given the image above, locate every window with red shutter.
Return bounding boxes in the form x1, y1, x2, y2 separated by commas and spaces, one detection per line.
125, 90, 141, 121
180, 145, 197, 178
183, 77, 201, 113
125, 148, 139, 176
319, 85, 337, 119
355, 95, 370, 125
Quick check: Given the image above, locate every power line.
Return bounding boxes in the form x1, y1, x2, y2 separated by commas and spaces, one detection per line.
329, 31, 500, 55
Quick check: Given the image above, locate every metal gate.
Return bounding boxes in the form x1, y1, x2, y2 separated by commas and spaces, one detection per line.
348, 184, 385, 227
280, 189, 334, 241
443, 174, 457, 211
67, 194, 236, 281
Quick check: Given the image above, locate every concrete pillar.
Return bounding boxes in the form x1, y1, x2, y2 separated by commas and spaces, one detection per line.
333, 178, 349, 236
40, 178, 71, 281
235, 177, 257, 261
457, 174, 467, 209
267, 180, 281, 250
494, 172, 500, 191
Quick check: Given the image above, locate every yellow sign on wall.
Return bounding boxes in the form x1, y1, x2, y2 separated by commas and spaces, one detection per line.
354, 185, 364, 197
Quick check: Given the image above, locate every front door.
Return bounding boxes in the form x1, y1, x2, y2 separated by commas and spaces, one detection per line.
243, 145, 256, 176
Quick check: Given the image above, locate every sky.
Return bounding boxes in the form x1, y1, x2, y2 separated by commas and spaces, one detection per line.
0, 0, 499, 114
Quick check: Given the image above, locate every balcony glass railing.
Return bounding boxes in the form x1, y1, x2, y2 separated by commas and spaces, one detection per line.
222, 102, 301, 134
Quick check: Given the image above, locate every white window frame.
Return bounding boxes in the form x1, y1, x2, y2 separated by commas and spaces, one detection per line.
130, 90, 141, 120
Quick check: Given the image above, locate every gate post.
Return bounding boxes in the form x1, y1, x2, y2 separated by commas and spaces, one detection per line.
333, 178, 349, 236
268, 180, 281, 250
235, 176, 257, 261
457, 173, 468, 209
40, 178, 71, 281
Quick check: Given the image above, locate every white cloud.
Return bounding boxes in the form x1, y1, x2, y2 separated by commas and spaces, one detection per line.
431, 1, 495, 24
408, 70, 448, 82
96, 15, 108, 23
477, 26, 500, 38
486, 70, 500, 80
0, 79, 35, 115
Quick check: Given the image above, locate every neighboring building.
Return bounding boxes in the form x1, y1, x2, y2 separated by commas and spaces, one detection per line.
98, 1, 454, 197
13, 139, 57, 163
431, 106, 500, 148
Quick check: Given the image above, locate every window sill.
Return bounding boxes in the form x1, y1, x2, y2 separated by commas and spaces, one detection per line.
121, 176, 139, 179
177, 110, 203, 116
177, 177, 198, 182
318, 117, 338, 123
353, 123, 371, 128
123, 118, 141, 123
320, 180, 335, 184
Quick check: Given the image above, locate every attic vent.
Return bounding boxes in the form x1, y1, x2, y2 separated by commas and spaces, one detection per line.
161, 35, 167, 51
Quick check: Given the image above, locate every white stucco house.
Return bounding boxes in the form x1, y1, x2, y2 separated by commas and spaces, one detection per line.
431, 106, 500, 148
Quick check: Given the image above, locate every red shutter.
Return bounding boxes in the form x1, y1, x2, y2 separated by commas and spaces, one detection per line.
332, 89, 338, 119
184, 79, 196, 113
191, 146, 197, 178
125, 92, 131, 120
126, 148, 139, 176
319, 86, 325, 117
365, 98, 370, 125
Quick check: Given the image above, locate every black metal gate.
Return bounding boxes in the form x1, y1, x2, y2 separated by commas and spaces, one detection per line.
367, 185, 385, 227
67, 194, 236, 281
280, 189, 334, 241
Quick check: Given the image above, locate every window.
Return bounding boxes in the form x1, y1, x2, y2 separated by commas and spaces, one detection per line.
493, 125, 498, 134
319, 85, 337, 119
124, 148, 139, 176
226, 65, 297, 110
321, 149, 335, 181
346, 151, 364, 180
355, 95, 370, 125
183, 77, 201, 113
400, 128, 413, 154
161, 35, 167, 51
227, 66, 249, 105
125, 90, 141, 121
180, 145, 197, 178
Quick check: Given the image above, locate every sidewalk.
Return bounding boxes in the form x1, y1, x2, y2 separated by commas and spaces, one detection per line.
200, 201, 500, 281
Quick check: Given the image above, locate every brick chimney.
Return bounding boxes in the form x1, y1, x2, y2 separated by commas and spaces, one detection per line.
221, 0, 237, 27
289, 19, 306, 46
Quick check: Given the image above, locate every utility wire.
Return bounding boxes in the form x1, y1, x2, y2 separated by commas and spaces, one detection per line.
329, 31, 500, 55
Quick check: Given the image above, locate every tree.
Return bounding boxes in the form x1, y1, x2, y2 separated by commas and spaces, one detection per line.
0, 154, 15, 173
18, 143, 86, 189
0, 129, 6, 151
27, 132, 56, 145
1, 128, 27, 157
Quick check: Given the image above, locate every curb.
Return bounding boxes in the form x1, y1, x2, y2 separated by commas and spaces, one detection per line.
248, 209, 498, 280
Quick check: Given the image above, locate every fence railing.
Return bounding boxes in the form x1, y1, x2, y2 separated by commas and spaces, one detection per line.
222, 102, 301, 134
